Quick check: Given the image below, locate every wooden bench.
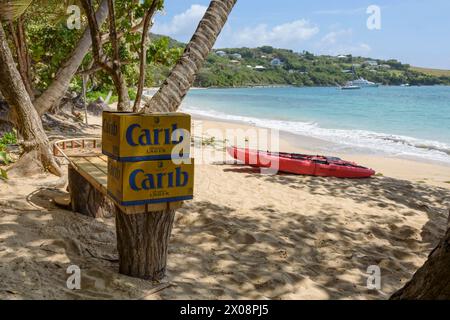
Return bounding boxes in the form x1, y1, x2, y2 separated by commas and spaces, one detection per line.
53, 138, 181, 280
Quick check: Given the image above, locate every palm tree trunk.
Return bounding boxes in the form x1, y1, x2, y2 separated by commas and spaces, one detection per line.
33, 0, 109, 115
0, 22, 61, 176
142, 0, 237, 113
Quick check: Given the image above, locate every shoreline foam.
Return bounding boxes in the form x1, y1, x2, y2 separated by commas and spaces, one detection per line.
184, 106, 450, 167
193, 116, 450, 188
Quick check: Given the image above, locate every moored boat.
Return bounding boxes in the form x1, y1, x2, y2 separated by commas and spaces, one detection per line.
349, 77, 379, 88
340, 84, 361, 90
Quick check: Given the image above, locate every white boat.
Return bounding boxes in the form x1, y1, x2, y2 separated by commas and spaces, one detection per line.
348, 77, 379, 88
339, 81, 361, 90
341, 85, 361, 90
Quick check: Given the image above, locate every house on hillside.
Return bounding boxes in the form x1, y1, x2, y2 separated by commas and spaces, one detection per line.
230, 53, 242, 60
364, 60, 378, 67
216, 50, 227, 57
270, 58, 283, 66
337, 55, 347, 59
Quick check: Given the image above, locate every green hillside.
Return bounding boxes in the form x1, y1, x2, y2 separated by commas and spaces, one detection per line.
410, 66, 450, 77
193, 47, 450, 87
147, 35, 450, 88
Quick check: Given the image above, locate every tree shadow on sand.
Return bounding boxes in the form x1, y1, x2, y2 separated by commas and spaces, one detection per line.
1, 168, 449, 299
0, 188, 164, 300
162, 197, 445, 299
223, 164, 450, 251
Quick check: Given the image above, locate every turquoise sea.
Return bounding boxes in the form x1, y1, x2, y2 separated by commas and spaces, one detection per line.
181, 86, 450, 164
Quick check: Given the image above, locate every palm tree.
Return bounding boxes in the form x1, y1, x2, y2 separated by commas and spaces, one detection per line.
142, 0, 237, 113
0, 0, 34, 20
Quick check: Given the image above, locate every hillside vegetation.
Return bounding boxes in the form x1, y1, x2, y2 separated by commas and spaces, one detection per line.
411, 66, 450, 77
186, 46, 450, 88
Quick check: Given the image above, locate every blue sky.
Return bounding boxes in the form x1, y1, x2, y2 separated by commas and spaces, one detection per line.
152, 0, 450, 69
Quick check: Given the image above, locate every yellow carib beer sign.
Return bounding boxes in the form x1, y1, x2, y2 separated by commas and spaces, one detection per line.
107, 158, 194, 206
102, 112, 191, 162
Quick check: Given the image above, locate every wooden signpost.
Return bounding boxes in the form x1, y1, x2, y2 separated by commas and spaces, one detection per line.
102, 112, 194, 280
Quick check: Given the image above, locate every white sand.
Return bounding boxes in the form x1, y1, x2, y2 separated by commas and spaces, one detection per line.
0, 113, 449, 300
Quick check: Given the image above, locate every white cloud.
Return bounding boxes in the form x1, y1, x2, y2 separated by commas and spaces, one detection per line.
316, 29, 372, 56
153, 6, 319, 51
320, 29, 353, 46
153, 4, 207, 40
222, 19, 319, 48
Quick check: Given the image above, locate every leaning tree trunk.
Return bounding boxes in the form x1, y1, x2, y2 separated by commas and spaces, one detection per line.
0, 23, 62, 176
142, 0, 237, 113
33, 0, 109, 116
9, 16, 34, 100
391, 210, 450, 300
113, 0, 237, 281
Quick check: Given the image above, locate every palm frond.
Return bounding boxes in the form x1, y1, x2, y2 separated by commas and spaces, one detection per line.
0, 0, 33, 21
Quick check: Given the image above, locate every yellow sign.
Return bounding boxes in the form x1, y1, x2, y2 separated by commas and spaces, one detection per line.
107, 158, 194, 207
102, 111, 191, 162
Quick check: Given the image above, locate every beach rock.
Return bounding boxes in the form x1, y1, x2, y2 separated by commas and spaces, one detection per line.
87, 97, 111, 116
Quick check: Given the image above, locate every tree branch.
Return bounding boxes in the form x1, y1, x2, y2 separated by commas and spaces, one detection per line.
133, 0, 159, 112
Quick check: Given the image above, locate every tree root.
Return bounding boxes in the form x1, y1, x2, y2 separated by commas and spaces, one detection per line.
8, 145, 63, 178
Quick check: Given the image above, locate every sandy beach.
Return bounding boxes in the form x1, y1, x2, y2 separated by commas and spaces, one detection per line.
195, 117, 450, 188
1, 113, 449, 300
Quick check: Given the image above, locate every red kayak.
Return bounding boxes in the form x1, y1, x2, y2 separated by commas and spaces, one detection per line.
227, 146, 375, 179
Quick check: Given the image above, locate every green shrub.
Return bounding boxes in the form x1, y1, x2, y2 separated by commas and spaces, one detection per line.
0, 151, 12, 166
0, 131, 17, 152
128, 88, 137, 102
